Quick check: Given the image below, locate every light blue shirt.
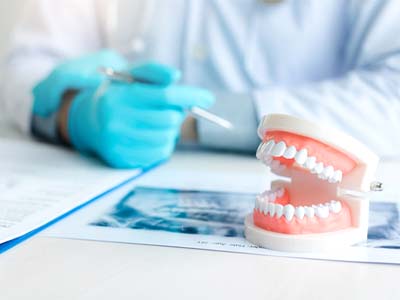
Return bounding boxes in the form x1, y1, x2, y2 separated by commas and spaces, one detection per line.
2, 0, 400, 156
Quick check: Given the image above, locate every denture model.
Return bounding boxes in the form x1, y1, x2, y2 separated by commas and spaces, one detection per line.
244, 114, 380, 252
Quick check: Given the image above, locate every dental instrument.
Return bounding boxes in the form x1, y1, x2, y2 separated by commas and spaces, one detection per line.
98, 67, 233, 130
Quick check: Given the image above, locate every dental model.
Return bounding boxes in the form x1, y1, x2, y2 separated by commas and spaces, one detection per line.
244, 114, 380, 252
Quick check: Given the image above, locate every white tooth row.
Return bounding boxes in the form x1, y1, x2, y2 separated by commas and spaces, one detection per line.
262, 155, 286, 172
256, 140, 343, 183
257, 188, 285, 203
255, 197, 342, 222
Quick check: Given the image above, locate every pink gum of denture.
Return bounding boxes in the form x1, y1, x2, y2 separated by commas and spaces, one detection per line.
264, 131, 356, 174
253, 201, 352, 234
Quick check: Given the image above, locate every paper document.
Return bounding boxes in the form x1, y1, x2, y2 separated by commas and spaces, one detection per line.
43, 184, 400, 265
0, 138, 141, 247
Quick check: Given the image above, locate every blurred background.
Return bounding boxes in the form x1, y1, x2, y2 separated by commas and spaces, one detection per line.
0, 0, 24, 127
0, 1, 399, 157
0, 0, 24, 62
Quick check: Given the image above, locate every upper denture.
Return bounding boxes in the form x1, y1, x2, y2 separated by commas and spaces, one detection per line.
256, 131, 357, 183
263, 131, 356, 174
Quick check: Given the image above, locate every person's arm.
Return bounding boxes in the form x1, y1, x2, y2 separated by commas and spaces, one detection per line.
197, 0, 400, 157
0, 0, 101, 134
196, 92, 259, 153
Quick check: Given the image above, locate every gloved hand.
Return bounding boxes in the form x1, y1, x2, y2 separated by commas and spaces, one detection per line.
32, 50, 215, 168
33, 50, 129, 118
68, 68, 214, 168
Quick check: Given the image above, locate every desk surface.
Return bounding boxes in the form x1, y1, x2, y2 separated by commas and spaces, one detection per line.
1, 130, 400, 300
2, 237, 400, 300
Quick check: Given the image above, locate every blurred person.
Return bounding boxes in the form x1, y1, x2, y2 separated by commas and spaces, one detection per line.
1, 0, 400, 169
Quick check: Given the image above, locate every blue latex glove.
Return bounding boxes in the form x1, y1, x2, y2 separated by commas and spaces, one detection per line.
33, 50, 128, 118
68, 65, 214, 169
32, 50, 214, 168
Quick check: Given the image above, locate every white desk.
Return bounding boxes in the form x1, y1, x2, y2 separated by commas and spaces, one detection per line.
0, 130, 400, 300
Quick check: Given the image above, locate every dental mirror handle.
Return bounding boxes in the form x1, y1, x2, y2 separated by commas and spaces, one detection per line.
98, 67, 234, 130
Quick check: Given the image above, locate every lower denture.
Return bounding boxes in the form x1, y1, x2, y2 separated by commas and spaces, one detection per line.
253, 188, 352, 234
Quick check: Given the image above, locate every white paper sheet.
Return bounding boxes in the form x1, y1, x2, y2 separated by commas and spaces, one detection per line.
0, 138, 141, 245
42, 156, 400, 265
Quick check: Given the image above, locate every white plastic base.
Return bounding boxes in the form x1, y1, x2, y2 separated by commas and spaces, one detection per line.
244, 214, 366, 252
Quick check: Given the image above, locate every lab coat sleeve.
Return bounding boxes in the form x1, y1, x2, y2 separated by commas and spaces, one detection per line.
253, 0, 400, 157
197, 92, 259, 153
0, 0, 102, 133
199, 1, 400, 157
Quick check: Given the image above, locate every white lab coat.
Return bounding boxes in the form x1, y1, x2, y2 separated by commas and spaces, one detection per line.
1, 0, 400, 156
